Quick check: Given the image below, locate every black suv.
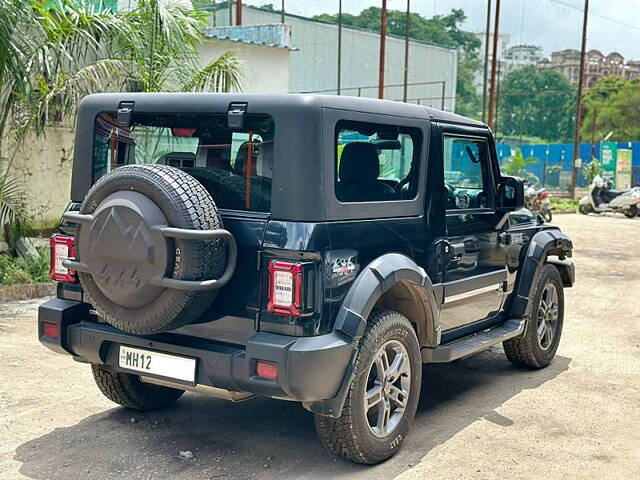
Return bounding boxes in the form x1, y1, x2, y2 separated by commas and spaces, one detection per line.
39, 93, 574, 464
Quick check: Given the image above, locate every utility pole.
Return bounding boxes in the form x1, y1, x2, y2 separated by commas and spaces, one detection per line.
337, 0, 342, 95
378, 0, 387, 99
487, 0, 501, 129
571, 0, 590, 198
482, 0, 492, 122
281, 0, 285, 24
403, 0, 411, 102
236, 0, 242, 26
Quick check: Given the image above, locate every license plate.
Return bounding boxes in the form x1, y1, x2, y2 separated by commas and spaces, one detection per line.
118, 346, 196, 383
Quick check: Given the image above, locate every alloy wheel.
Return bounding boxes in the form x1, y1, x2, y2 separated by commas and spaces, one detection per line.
364, 340, 411, 438
537, 282, 559, 350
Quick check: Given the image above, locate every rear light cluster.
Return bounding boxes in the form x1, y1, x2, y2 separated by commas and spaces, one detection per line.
50, 234, 77, 283
266, 259, 314, 317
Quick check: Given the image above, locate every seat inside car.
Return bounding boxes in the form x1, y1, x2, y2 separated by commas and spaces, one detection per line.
336, 142, 396, 202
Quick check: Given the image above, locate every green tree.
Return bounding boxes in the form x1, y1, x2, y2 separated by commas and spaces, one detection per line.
313, 7, 481, 118
501, 148, 540, 182
581, 77, 640, 142
1, 0, 243, 138
498, 66, 576, 141
0, 0, 242, 230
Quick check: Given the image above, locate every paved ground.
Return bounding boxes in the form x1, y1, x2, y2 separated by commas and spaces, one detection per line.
1, 213, 639, 480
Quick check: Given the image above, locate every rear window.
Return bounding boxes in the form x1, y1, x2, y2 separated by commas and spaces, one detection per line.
92, 112, 275, 213
335, 121, 421, 203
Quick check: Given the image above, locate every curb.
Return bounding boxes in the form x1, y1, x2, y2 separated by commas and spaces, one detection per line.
0, 282, 56, 302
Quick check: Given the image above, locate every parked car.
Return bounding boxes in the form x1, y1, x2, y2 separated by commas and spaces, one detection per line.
39, 93, 575, 464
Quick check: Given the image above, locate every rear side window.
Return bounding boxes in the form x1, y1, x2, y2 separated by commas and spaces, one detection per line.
335, 121, 421, 203
92, 112, 275, 213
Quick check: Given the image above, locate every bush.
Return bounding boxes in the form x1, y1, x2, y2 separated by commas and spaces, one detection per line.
550, 197, 579, 212
0, 247, 50, 285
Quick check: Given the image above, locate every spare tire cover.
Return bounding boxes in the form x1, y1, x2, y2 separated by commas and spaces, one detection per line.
77, 165, 227, 334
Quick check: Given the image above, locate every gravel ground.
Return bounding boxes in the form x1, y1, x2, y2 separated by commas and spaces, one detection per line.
1, 213, 639, 480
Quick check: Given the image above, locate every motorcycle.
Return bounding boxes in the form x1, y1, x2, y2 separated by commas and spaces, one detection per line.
578, 175, 640, 218
525, 183, 553, 222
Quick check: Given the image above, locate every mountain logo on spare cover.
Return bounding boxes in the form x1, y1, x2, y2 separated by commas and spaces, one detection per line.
89, 207, 155, 265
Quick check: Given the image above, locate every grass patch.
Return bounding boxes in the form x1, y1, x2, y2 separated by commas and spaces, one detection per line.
551, 197, 579, 213
0, 247, 50, 285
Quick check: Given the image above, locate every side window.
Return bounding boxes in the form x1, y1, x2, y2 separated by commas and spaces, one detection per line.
443, 136, 493, 210
335, 121, 421, 203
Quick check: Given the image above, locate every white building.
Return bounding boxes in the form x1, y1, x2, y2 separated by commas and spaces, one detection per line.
214, 5, 458, 110
200, 24, 293, 94
502, 44, 544, 74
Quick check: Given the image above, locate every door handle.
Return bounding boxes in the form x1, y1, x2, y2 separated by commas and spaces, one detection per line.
444, 241, 466, 263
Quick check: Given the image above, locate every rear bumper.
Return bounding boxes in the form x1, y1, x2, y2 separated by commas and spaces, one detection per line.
38, 298, 354, 403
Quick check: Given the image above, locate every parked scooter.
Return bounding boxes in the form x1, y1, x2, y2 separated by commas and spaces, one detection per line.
578, 175, 640, 218
525, 182, 553, 222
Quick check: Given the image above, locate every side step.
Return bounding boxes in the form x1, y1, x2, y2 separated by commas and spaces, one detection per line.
421, 318, 526, 363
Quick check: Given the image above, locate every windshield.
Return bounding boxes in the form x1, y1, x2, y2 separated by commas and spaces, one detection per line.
92, 112, 275, 213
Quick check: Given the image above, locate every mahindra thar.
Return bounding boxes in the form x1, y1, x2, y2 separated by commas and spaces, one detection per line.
39, 93, 574, 464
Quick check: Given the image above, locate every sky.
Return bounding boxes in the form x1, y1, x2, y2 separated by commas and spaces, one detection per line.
241, 0, 640, 60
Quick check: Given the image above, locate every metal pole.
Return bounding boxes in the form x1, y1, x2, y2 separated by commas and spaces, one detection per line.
495, 61, 502, 133
441, 81, 446, 110
228, 0, 233, 26
482, 0, 492, 122
236, 0, 242, 26
487, 0, 501, 129
571, 0, 590, 197
281, 0, 285, 24
337, 0, 342, 95
378, 0, 387, 99
403, 0, 410, 103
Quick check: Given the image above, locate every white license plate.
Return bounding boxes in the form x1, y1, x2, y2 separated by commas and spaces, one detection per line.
118, 346, 196, 383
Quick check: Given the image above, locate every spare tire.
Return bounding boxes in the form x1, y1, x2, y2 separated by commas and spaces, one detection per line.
76, 165, 227, 335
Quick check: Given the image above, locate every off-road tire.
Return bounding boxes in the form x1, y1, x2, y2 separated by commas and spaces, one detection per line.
91, 364, 184, 411
503, 264, 564, 368
314, 310, 422, 464
78, 165, 226, 335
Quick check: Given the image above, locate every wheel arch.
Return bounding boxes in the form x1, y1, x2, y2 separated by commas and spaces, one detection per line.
332, 253, 440, 346
506, 228, 574, 319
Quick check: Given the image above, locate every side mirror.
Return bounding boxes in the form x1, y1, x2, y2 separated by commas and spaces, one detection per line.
497, 176, 525, 211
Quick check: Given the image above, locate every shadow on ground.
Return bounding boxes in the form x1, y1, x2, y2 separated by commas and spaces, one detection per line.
14, 348, 570, 480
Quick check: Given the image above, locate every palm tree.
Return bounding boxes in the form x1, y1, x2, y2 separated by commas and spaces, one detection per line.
0, 0, 242, 229
501, 149, 540, 183
119, 0, 242, 93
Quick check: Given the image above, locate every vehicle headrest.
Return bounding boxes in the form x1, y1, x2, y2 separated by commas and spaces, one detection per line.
339, 142, 380, 182
234, 140, 261, 176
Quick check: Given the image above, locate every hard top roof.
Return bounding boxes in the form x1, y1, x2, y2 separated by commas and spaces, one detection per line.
79, 92, 487, 128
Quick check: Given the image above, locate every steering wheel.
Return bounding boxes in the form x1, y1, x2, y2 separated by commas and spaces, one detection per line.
444, 183, 456, 207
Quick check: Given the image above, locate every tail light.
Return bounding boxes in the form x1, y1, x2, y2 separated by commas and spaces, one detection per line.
267, 260, 305, 316
50, 234, 77, 283
539, 192, 549, 200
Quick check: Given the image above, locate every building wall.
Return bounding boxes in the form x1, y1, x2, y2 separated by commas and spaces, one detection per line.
1, 127, 75, 227
215, 7, 458, 110
197, 39, 290, 94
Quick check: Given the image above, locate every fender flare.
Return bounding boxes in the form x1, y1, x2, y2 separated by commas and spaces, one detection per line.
333, 253, 440, 342
507, 229, 574, 319
305, 253, 439, 417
